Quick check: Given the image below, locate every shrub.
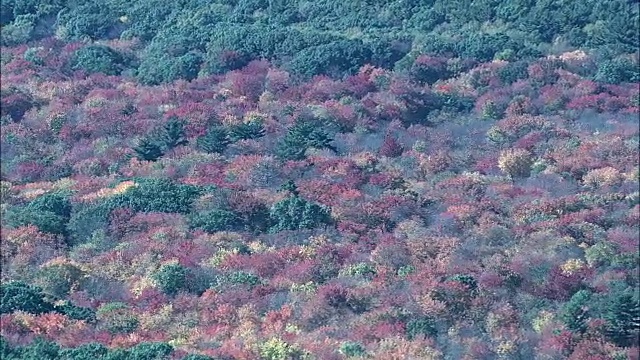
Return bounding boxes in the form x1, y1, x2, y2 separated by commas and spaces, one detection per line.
96, 302, 139, 335
338, 342, 366, 357
153, 263, 188, 296
36, 261, 86, 298
498, 148, 534, 179
259, 338, 301, 360
406, 317, 438, 339
212, 271, 262, 290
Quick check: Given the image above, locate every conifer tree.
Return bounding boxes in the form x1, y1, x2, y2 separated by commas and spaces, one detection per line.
560, 290, 592, 334
603, 285, 640, 346
133, 137, 164, 161
159, 117, 188, 150
228, 120, 265, 142
276, 121, 336, 161
197, 126, 229, 154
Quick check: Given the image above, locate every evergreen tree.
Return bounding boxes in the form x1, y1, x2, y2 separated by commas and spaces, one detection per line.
188, 209, 242, 233
603, 284, 640, 346
269, 194, 332, 233
160, 117, 188, 150
0, 281, 54, 315
228, 120, 265, 142
197, 126, 229, 154
58, 343, 109, 360
276, 121, 336, 161
279, 180, 299, 196
133, 137, 164, 161
560, 290, 592, 334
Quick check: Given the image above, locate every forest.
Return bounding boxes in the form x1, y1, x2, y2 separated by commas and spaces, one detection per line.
0, 0, 639, 359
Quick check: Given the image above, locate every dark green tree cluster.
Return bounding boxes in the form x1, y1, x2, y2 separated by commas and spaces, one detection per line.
557, 281, 640, 347
276, 121, 336, 161
70, 44, 131, 76
66, 177, 202, 245
188, 209, 242, 234
134, 117, 188, 161
1, 281, 95, 322
196, 126, 229, 154
6, 0, 635, 82
5, 191, 71, 236
269, 182, 332, 233
0, 338, 199, 360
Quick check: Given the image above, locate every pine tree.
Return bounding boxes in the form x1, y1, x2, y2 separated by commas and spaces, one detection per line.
228, 120, 265, 142
279, 180, 299, 196
560, 290, 592, 334
133, 137, 164, 161
276, 122, 336, 161
269, 194, 331, 233
603, 285, 640, 346
197, 126, 229, 154
160, 117, 188, 150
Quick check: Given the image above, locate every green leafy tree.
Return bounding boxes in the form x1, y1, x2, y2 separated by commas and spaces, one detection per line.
181, 355, 215, 360
338, 341, 366, 357
288, 40, 372, 77
106, 178, 202, 214
0, 14, 34, 46
55, 302, 96, 323
15, 338, 60, 360
212, 271, 262, 291
56, 3, 119, 40
119, 342, 174, 360
406, 317, 438, 339
5, 191, 71, 236
594, 58, 640, 84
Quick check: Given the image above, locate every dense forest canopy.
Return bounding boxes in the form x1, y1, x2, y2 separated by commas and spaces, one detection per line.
0, 0, 639, 359
1, 0, 639, 83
